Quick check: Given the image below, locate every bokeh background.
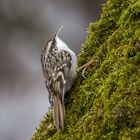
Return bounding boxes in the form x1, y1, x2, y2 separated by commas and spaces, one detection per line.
0, 0, 104, 139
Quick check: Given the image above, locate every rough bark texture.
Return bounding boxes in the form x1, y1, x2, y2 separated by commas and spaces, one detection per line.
32, 0, 140, 139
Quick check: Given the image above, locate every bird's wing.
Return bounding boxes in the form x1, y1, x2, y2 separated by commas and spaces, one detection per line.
41, 49, 72, 99
41, 49, 72, 130
52, 50, 72, 98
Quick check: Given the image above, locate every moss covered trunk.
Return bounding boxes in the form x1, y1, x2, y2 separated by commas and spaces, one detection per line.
32, 0, 140, 139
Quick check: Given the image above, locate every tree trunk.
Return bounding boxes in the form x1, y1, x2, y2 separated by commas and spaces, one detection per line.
32, 0, 140, 139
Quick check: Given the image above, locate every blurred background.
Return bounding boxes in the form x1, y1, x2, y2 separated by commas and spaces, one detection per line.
0, 0, 104, 140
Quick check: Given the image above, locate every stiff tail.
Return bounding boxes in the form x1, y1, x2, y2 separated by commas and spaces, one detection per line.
53, 94, 65, 130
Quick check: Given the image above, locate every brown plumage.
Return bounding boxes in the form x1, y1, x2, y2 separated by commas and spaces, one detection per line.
41, 27, 77, 130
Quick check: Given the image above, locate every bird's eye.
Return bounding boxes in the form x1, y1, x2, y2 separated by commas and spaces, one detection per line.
52, 41, 55, 45
52, 39, 56, 46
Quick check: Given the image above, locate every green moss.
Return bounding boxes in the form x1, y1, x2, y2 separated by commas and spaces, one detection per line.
32, 0, 140, 139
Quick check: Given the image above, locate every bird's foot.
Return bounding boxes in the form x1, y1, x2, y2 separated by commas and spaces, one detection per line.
49, 101, 53, 109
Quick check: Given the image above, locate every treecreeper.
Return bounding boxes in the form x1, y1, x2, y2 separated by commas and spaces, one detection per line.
41, 26, 77, 130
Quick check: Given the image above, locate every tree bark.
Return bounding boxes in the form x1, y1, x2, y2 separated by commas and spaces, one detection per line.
32, 0, 140, 139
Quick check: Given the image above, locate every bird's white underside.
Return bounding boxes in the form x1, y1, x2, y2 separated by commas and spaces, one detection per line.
55, 36, 77, 92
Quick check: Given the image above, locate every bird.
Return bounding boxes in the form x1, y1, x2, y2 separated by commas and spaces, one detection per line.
41, 26, 77, 130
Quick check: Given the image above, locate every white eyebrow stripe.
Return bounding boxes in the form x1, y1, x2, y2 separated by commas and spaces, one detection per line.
47, 41, 52, 52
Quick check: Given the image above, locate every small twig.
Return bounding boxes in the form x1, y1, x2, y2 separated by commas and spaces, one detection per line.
78, 59, 97, 78
78, 59, 96, 71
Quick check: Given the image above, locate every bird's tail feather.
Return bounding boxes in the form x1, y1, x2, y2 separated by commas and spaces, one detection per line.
53, 95, 65, 130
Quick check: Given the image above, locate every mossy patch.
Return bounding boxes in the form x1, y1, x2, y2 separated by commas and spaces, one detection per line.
32, 0, 140, 139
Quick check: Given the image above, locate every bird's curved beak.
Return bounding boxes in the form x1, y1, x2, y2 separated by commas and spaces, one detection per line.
55, 26, 63, 37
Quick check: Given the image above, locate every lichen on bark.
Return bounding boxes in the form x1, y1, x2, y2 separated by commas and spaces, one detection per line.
32, 0, 140, 139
